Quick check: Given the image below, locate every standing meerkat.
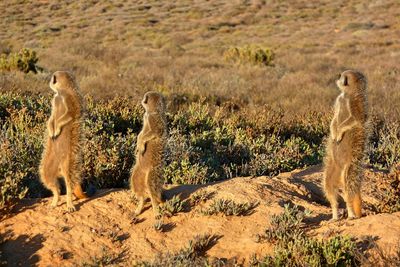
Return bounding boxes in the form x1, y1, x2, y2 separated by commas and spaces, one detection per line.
324, 70, 368, 220
130, 91, 167, 218
39, 71, 87, 212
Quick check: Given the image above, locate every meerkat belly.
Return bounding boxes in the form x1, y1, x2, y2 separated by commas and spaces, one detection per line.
53, 123, 74, 156
332, 133, 353, 167
332, 126, 364, 167
141, 139, 164, 166
53, 96, 67, 119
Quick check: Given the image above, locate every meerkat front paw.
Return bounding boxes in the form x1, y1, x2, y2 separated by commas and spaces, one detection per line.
330, 131, 337, 141
53, 127, 61, 138
336, 132, 344, 142
47, 124, 55, 138
139, 143, 147, 155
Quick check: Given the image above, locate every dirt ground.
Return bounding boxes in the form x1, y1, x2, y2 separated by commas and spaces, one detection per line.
1, 165, 399, 266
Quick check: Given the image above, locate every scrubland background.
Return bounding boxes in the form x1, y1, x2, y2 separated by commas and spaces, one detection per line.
1, 0, 399, 210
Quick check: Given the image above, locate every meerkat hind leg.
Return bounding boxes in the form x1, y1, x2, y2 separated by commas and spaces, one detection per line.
326, 188, 339, 221
345, 194, 357, 219
342, 164, 359, 219
146, 169, 163, 219
135, 196, 145, 216
324, 163, 340, 221
65, 181, 76, 212
61, 169, 76, 212
49, 182, 61, 208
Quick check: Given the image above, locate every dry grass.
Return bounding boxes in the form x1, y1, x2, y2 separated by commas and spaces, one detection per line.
0, 0, 398, 116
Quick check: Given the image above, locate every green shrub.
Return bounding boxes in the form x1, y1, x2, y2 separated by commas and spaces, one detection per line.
376, 164, 400, 213
0, 92, 398, 212
224, 45, 274, 66
0, 96, 47, 210
368, 119, 400, 169
136, 234, 221, 266
201, 199, 258, 216
159, 195, 189, 217
254, 205, 360, 266
82, 246, 123, 267
0, 48, 39, 73
190, 190, 214, 206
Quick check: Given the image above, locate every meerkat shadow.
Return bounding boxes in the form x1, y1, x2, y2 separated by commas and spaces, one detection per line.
163, 180, 226, 201
74, 188, 119, 210
0, 231, 45, 266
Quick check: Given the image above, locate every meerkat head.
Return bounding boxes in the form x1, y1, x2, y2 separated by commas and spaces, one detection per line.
142, 91, 166, 114
336, 70, 367, 95
49, 71, 76, 94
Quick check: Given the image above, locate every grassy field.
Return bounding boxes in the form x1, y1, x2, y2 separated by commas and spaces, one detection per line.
0, 0, 399, 111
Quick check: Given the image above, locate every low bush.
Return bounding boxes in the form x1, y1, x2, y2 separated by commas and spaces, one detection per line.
254, 204, 361, 266
136, 234, 221, 266
0, 48, 39, 73
223, 45, 274, 66
159, 195, 189, 217
0, 91, 398, 211
201, 199, 258, 216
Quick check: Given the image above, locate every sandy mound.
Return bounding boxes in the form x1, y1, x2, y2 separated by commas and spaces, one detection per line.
1, 165, 399, 266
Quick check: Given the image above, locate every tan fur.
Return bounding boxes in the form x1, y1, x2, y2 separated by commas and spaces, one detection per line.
324, 70, 368, 220
39, 71, 86, 212
130, 91, 167, 218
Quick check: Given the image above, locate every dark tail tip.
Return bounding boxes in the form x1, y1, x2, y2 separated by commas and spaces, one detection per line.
86, 183, 96, 197
161, 190, 167, 202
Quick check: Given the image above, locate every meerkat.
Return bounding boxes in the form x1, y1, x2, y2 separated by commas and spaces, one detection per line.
324, 70, 368, 220
39, 71, 87, 212
130, 91, 167, 218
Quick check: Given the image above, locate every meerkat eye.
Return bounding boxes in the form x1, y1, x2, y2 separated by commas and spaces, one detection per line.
52, 75, 57, 84
143, 95, 148, 104
343, 75, 348, 86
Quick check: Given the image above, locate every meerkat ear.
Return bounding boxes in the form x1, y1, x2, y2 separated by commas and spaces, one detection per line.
343, 75, 348, 86
143, 95, 148, 104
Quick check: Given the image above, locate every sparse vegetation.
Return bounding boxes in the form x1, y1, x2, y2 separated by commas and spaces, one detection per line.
82, 247, 123, 267
1, 90, 399, 212
159, 195, 189, 217
153, 220, 164, 232
364, 241, 400, 266
254, 205, 360, 266
201, 199, 258, 216
376, 164, 400, 213
190, 190, 214, 206
136, 234, 221, 266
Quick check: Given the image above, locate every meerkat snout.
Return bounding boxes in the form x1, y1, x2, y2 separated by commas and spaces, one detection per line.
142, 95, 148, 105
343, 74, 348, 86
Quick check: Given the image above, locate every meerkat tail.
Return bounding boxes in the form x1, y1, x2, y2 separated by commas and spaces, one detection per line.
353, 192, 362, 218
73, 184, 88, 199
160, 190, 166, 203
